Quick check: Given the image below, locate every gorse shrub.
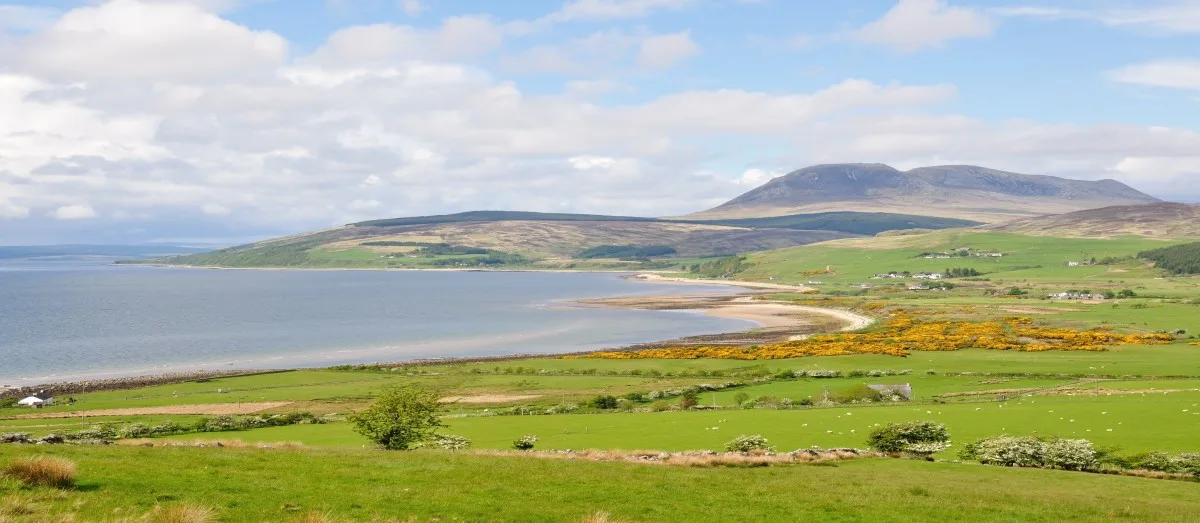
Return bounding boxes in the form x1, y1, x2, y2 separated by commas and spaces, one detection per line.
4, 456, 76, 488
512, 435, 538, 451
867, 421, 951, 456
724, 435, 774, 453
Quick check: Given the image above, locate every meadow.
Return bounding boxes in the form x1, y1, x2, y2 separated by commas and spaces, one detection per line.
3, 445, 1200, 522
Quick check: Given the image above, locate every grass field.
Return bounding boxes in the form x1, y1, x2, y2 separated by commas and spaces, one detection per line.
3, 445, 1199, 522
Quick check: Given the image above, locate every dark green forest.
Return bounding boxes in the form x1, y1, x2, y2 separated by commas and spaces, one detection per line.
1139, 242, 1200, 274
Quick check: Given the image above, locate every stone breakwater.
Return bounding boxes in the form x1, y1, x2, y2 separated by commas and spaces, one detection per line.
0, 369, 289, 400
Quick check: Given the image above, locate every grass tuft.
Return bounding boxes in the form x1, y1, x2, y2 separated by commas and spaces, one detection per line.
142, 502, 216, 523
4, 456, 76, 489
581, 511, 631, 523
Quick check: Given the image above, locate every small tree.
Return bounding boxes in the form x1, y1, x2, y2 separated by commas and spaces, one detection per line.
733, 392, 750, 406
590, 395, 619, 409
512, 435, 538, 451
350, 385, 445, 450
678, 390, 699, 409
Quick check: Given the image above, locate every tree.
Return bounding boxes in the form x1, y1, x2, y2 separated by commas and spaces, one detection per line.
349, 385, 445, 450
678, 390, 699, 409
590, 395, 618, 409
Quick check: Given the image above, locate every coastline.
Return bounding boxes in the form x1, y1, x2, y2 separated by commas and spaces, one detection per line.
3, 268, 871, 395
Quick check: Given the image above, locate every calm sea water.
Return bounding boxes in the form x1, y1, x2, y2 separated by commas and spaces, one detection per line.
0, 262, 749, 386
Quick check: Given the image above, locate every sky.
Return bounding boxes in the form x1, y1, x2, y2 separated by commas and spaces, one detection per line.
0, 0, 1198, 245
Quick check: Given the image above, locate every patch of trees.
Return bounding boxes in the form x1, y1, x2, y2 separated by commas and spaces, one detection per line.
576, 245, 677, 259
686, 255, 747, 278
428, 253, 528, 266
1139, 242, 1200, 275
944, 267, 983, 278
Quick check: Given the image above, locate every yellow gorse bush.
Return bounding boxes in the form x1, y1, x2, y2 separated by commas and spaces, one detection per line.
571, 315, 1175, 361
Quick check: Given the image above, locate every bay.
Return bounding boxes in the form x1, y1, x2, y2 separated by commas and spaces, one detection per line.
0, 262, 750, 386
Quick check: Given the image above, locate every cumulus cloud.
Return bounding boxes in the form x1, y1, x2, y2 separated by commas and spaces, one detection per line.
1108, 60, 1200, 90
52, 204, 97, 220
733, 168, 782, 186
854, 0, 995, 52
637, 31, 699, 69
17, 0, 287, 82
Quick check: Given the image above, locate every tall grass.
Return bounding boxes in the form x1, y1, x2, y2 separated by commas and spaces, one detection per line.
142, 503, 216, 523
3, 456, 76, 489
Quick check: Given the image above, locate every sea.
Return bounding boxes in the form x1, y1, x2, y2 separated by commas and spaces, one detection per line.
0, 261, 752, 387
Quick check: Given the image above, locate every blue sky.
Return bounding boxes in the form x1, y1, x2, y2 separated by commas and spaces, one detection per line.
0, 0, 1198, 244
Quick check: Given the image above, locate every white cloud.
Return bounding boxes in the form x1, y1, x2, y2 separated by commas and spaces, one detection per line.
307, 16, 504, 66
17, 0, 287, 82
52, 204, 97, 220
398, 0, 423, 16
637, 31, 699, 69
348, 198, 382, 210
733, 168, 782, 186
0, 199, 29, 218
854, 0, 995, 52
1108, 60, 1200, 90
201, 203, 231, 215
549, 0, 691, 22
997, 1, 1200, 35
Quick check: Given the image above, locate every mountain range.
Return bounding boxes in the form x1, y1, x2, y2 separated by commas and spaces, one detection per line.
692, 164, 1159, 223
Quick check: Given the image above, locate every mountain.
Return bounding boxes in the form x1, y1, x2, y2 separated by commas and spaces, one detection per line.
986, 202, 1200, 238
143, 210, 977, 269
692, 164, 1160, 223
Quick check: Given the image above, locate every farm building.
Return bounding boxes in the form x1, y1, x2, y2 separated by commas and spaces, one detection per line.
16, 390, 54, 408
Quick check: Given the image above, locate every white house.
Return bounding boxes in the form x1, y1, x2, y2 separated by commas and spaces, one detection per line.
16, 390, 53, 408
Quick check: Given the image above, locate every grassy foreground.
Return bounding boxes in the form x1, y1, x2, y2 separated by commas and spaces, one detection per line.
3, 445, 1199, 522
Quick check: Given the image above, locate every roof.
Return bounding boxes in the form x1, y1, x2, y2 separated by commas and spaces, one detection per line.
17, 396, 45, 404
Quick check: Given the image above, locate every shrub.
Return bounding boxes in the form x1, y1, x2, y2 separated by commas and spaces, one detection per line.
622, 392, 646, 403
417, 434, 471, 451
349, 385, 445, 450
66, 424, 118, 441
512, 435, 538, 451
4, 456, 76, 488
1044, 439, 1097, 471
678, 390, 698, 409
972, 436, 1046, 467
590, 395, 619, 410
867, 421, 951, 456
150, 421, 185, 436
832, 384, 884, 404
118, 423, 152, 439
724, 435, 774, 453
195, 416, 238, 433
733, 392, 750, 405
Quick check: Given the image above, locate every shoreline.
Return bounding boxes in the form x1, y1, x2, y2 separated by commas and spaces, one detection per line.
2, 270, 870, 396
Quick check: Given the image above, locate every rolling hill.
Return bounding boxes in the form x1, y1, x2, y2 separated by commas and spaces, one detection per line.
144, 211, 979, 269
987, 203, 1200, 238
692, 164, 1159, 223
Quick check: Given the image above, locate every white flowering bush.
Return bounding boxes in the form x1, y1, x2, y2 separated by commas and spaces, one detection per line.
512, 435, 538, 451
808, 370, 842, 378
422, 434, 471, 451
973, 436, 1046, 467
1044, 439, 1097, 471
724, 435, 775, 452
867, 421, 951, 456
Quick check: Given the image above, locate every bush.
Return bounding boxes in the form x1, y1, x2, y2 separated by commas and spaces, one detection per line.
66, 424, 118, 441
622, 392, 646, 403
678, 390, 698, 409
117, 423, 152, 439
972, 436, 1046, 467
416, 434, 471, 451
650, 400, 670, 412
590, 395, 619, 410
512, 435, 538, 451
724, 435, 775, 453
867, 421, 951, 456
733, 392, 750, 406
1044, 439, 1097, 471
832, 384, 884, 404
4, 456, 76, 488
349, 385, 445, 450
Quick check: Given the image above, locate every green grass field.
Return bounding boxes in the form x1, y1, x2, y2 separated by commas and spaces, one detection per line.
3, 445, 1199, 522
